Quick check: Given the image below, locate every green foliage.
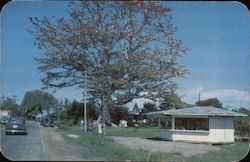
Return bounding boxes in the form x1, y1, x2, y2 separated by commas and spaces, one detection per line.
237, 107, 249, 114
57, 125, 249, 161
20, 90, 58, 116
137, 102, 157, 126
195, 98, 223, 108
0, 96, 18, 116
57, 126, 160, 161
234, 116, 249, 137
159, 92, 187, 110
141, 102, 157, 114
87, 101, 99, 120
106, 127, 158, 138
233, 108, 249, 137
186, 143, 249, 162
66, 100, 99, 125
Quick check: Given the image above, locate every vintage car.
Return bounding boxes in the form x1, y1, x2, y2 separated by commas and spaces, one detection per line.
1, 117, 9, 124
5, 117, 27, 135
42, 118, 54, 127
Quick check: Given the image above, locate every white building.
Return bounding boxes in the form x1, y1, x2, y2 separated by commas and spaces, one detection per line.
146, 106, 247, 144
0, 109, 11, 118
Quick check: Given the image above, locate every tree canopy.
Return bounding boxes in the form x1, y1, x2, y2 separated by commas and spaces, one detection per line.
195, 98, 223, 108
159, 92, 188, 110
0, 96, 17, 110
141, 102, 158, 114
28, 1, 189, 124
20, 90, 58, 116
0, 96, 18, 116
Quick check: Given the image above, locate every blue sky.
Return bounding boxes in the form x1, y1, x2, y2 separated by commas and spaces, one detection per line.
1, 1, 249, 109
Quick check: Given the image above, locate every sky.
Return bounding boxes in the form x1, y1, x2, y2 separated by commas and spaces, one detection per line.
1, 1, 249, 109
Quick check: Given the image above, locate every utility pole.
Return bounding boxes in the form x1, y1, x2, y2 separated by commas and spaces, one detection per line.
57, 103, 60, 121
83, 68, 95, 132
84, 70, 87, 132
12, 95, 17, 117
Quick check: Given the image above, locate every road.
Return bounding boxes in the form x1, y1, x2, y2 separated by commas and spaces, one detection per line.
1, 120, 45, 161
1, 120, 102, 161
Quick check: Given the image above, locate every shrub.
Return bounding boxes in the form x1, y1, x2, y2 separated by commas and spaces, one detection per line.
110, 106, 129, 125
234, 116, 249, 137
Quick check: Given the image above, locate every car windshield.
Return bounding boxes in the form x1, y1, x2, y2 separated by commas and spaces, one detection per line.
8, 117, 25, 124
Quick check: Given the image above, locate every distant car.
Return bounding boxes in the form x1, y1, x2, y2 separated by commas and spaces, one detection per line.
40, 118, 46, 126
54, 120, 64, 125
5, 117, 27, 135
1, 117, 9, 124
43, 118, 54, 127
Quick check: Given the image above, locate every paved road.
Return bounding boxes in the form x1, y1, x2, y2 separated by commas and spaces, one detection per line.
1, 121, 45, 161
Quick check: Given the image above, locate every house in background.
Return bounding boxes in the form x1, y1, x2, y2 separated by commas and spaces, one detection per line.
35, 107, 56, 122
0, 109, 11, 119
128, 103, 141, 124
146, 106, 247, 144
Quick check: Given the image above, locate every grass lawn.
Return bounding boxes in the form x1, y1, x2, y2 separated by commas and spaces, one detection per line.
106, 126, 158, 137
0, 123, 5, 128
186, 143, 249, 162
57, 125, 184, 161
57, 125, 249, 161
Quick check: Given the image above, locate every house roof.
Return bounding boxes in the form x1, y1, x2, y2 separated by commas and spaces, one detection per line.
128, 111, 140, 115
146, 106, 247, 117
128, 103, 140, 115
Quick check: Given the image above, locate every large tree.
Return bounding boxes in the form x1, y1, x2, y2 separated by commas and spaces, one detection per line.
28, 1, 189, 124
20, 90, 58, 117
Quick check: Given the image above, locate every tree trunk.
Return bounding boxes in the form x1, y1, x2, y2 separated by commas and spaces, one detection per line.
100, 95, 111, 125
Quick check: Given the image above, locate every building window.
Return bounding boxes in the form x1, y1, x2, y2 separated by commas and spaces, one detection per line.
160, 117, 171, 129
175, 118, 209, 131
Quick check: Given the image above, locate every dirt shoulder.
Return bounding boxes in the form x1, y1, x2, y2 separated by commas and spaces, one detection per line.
107, 136, 221, 157
40, 125, 102, 161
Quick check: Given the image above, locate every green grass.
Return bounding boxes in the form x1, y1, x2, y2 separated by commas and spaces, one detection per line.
106, 126, 158, 137
56, 125, 184, 161
187, 143, 249, 162
57, 125, 249, 161
0, 123, 5, 128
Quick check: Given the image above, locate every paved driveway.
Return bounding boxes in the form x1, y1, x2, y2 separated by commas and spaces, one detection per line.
1, 120, 45, 161
107, 136, 221, 157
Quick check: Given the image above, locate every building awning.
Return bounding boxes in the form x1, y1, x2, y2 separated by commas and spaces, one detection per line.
146, 106, 248, 117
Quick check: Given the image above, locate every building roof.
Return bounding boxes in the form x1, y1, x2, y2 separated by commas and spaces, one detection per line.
146, 106, 247, 117
128, 111, 140, 115
128, 103, 140, 115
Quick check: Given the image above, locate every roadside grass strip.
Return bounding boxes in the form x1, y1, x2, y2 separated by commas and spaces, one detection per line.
57, 125, 249, 161
57, 125, 184, 161
186, 142, 249, 162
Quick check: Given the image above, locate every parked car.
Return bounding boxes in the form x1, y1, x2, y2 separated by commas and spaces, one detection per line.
5, 117, 27, 135
1, 117, 9, 124
40, 117, 46, 126
43, 118, 54, 127
54, 120, 65, 125
40, 117, 54, 127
